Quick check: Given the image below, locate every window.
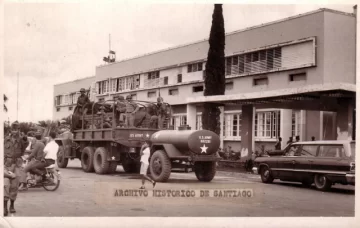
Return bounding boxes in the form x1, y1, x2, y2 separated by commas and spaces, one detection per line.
318, 145, 345, 158
164, 77, 168, 85
253, 77, 268, 86
286, 145, 300, 156
290, 73, 306, 82
225, 82, 234, 90
171, 115, 187, 130
292, 110, 301, 138
196, 114, 202, 130
193, 85, 204, 93
56, 107, 60, 112
224, 113, 241, 139
148, 71, 160, 80
169, 88, 179, 96
225, 47, 282, 76
177, 74, 182, 83
297, 145, 318, 157
55, 95, 62, 106
188, 63, 203, 73
116, 75, 140, 91
148, 91, 156, 98
97, 80, 109, 95
255, 111, 280, 139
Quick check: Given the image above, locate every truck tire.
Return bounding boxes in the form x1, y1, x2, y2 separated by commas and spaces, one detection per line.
314, 174, 332, 191
81, 147, 95, 173
108, 162, 118, 174
149, 150, 171, 182
57, 146, 69, 168
93, 147, 110, 174
194, 162, 216, 182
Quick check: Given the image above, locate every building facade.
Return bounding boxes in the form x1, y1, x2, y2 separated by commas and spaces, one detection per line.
53, 76, 96, 120
53, 8, 356, 153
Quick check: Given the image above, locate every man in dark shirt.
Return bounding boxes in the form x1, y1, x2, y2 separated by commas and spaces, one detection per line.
24, 132, 45, 180
3, 121, 29, 215
77, 88, 90, 114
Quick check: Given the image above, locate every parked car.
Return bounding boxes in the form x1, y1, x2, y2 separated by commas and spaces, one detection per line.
252, 140, 355, 191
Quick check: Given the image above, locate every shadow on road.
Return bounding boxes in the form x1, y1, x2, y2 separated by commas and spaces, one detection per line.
274, 182, 355, 195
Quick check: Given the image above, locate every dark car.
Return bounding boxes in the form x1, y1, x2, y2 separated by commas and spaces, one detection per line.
252, 140, 355, 191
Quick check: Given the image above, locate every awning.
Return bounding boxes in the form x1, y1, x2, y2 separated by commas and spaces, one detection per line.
186, 83, 356, 105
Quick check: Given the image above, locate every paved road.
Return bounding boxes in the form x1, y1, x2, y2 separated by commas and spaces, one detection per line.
13, 160, 355, 217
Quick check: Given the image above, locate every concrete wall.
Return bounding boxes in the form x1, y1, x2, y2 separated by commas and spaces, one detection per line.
323, 12, 356, 84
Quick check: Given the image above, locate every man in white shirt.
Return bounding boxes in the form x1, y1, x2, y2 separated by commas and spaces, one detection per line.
140, 140, 156, 189
38, 131, 59, 180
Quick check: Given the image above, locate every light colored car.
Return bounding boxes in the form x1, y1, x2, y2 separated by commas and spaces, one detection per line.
252, 140, 355, 191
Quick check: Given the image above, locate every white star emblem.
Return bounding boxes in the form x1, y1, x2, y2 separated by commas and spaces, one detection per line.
146, 134, 150, 138
111, 156, 115, 160
200, 144, 208, 153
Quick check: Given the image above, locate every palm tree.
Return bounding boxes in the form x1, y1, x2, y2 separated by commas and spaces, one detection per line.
4, 94, 8, 112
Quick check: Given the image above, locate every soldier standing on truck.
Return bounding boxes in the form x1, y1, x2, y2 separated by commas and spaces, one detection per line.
124, 95, 139, 127
115, 96, 126, 127
77, 88, 90, 115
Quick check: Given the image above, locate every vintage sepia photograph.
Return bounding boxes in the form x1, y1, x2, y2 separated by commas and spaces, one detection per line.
1, 1, 357, 227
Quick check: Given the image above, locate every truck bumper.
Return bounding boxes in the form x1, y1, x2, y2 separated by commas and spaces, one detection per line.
252, 167, 258, 175
345, 173, 355, 185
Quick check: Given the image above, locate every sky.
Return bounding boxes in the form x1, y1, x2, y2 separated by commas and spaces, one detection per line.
2, 1, 356, 122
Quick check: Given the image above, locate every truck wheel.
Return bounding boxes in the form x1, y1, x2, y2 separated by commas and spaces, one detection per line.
81, 147, 95, 173
314, 174, 332, 191
194, 162, 216, 182
260, 166, 274, 183
93, 147, 110, 174
57, 146, 69, 168
149, 150, 171, 182
108, 162, 118, 174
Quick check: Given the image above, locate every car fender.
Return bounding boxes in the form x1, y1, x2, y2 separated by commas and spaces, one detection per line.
151, 143, 184, 158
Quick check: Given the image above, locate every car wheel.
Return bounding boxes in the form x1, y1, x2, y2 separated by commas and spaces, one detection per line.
314, 174, 332, 191
149, 150, 171, 182
81, 146, 95, 173
93, 147, 110, 174
260, 166, 274, 183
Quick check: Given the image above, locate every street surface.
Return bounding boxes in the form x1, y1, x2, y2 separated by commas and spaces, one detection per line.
14, 160, 354, 217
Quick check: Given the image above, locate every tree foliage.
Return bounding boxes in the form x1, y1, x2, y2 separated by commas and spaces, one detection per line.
201, 4, 225, 135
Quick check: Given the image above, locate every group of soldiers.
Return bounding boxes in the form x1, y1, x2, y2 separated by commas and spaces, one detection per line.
75, 87, 170, 129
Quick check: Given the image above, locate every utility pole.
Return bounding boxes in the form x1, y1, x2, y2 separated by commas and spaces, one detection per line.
17, 72, 19, 121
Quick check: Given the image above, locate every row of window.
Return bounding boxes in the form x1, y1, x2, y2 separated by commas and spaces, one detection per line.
225, 47, 282, 76
55, 92, 81, 106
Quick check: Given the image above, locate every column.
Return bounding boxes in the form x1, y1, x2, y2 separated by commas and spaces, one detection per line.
240, 105, 255, 159
186, 103, 196, 130
219, 106, 224, 149
336, 98, 355, 140
280, 109, 292, 149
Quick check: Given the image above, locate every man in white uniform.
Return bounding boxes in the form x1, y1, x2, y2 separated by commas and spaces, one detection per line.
37, 131, 59, 181
140, 140, 156, 189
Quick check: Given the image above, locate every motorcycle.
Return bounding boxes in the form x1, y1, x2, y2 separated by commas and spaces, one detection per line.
21, 155, 61, 191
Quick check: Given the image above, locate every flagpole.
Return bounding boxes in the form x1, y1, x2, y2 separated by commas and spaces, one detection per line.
17, 72, 19, 121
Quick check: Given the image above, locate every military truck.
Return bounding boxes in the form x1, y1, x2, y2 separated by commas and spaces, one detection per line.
55, 99, 221, 182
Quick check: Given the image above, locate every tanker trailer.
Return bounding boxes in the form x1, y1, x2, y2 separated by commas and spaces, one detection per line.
149, 129, 221, 182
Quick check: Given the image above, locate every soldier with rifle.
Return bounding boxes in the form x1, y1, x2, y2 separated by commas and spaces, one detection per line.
77, 88, 90, 115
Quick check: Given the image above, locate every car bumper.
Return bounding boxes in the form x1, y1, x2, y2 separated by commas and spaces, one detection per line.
345, 173, 355, 185
252, 167, 258, 174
